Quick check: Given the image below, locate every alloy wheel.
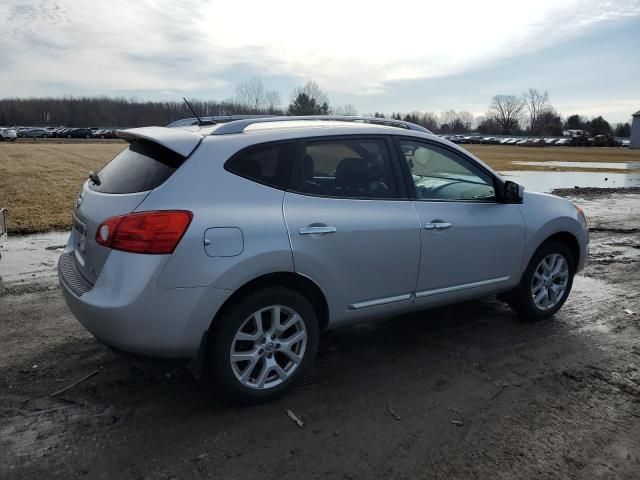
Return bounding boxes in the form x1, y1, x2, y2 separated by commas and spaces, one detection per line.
230, 305, 307, 389
531, 253, 569, 310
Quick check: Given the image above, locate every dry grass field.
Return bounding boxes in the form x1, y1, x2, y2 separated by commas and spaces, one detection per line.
466, 144, 640, 171
0, 142, 639, 234
0, 143, 125, 233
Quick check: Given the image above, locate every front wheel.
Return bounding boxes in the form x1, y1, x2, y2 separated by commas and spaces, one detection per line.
507, 241, 575, 321
209, 287, 319, 403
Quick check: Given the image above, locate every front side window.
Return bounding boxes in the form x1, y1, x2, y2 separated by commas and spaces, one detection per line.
295, 138, 398, 199
397, 140, 495, 201
225, 142, 295, 189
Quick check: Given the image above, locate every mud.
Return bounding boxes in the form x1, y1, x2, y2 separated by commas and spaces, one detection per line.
1, 189, 640, 479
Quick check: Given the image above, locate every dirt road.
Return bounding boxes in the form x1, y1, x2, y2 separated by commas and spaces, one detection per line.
1, 189, 639, 479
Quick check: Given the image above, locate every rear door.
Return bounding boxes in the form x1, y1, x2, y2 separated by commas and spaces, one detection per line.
394, 138, 525, 302
71, 133, 200, 284
284, 136, 421, 323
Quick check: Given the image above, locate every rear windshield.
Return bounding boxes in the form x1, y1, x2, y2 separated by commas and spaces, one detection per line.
90, 140, 186, 194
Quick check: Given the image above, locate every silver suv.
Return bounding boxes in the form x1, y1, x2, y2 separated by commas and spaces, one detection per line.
59, 116, 588, 402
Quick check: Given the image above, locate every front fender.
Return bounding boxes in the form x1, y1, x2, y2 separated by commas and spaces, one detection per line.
518, 192, 589, 275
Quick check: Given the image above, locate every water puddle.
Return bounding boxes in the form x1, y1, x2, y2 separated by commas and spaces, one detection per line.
501, 170, 640, 192
513, 161, 640, 170
0, 231, 69, 283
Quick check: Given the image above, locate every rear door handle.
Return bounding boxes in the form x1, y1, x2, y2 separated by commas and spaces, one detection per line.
299, 226, 337, 235
424, 222, 452, 230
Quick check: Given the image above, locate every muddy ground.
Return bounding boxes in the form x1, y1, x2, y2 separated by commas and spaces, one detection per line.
1, 188, 639, 479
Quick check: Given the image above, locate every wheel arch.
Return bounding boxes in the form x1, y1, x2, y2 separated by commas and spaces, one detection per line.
190, 271, 329, 380
538, 231, 581, 268
211, 271, 330, 335
520, 231, 581, 282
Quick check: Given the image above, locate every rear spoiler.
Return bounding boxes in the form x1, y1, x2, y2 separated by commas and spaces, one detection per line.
117, 127, 202, 157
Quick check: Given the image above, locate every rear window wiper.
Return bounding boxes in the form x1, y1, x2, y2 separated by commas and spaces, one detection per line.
88, 171, 101, 186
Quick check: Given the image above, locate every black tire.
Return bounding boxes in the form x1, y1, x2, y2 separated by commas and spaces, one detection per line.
507, 240, 575, 321
209, 286, 319, 404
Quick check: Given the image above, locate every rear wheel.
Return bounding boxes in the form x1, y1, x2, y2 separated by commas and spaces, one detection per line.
507, 241, 575, 321
209, 287, 319, 403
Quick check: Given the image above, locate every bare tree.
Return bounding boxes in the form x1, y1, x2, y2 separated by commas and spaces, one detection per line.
522, 88, 550, 134
439, 109, 458, 129
420, 112, 439, 132
265, 90, 281, 114
439, 109, 473, 133
488, 95, 525, 134
290, 80, 329, 107
333, 104, 358, 116
458, 111, 474, 131
235, 77, 266, 112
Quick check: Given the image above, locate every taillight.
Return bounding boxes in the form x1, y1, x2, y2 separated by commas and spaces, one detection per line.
95, 210, 192, 254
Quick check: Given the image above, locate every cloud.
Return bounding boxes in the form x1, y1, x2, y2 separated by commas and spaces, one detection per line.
0, 0, 639, 98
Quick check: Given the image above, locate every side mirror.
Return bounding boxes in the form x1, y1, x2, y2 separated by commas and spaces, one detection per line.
501, 180, 524, 203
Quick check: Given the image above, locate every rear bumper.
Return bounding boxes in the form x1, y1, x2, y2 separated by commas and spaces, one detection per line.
58, 250, 231, 358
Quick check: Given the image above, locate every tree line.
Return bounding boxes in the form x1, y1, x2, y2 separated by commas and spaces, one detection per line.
0, 79, 632, 137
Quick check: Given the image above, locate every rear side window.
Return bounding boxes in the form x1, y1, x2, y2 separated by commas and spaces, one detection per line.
90, 140, 186, 194
225, 142, 295, 190
293, 138, 399, 199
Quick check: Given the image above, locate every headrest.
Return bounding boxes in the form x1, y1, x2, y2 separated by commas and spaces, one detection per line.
335, 158, 369, 188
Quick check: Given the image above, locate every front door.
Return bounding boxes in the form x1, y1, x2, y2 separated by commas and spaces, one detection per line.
284, 136, 421, 323
395, 138, 525, 301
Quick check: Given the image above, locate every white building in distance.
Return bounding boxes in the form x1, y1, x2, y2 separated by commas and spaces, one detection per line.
631, 110, 640, 149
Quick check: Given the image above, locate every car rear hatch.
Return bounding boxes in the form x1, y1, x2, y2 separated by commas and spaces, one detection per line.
68, 127, 202, 285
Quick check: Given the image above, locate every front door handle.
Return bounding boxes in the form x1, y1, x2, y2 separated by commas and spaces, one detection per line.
424, 221, 452, 231
299, 226, 337, 235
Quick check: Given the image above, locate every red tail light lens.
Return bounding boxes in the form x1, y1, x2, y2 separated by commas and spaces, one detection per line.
95, 210, 193, 254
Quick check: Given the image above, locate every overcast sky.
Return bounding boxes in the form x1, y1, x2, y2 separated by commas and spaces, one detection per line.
1, 0, 639, 123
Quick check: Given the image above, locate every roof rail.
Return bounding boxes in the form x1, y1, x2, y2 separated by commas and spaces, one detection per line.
167, 114, 276, 128
209, 116, 432, 135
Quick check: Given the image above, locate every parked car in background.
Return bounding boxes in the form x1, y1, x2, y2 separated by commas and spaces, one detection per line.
0, 128, 18, 141
66, 128, 94, 138
93, 129, 118, 139
58, 116, 588, 403
21, 128, 49, 138
593, 135, 620, 147
555, 138, 571, 146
